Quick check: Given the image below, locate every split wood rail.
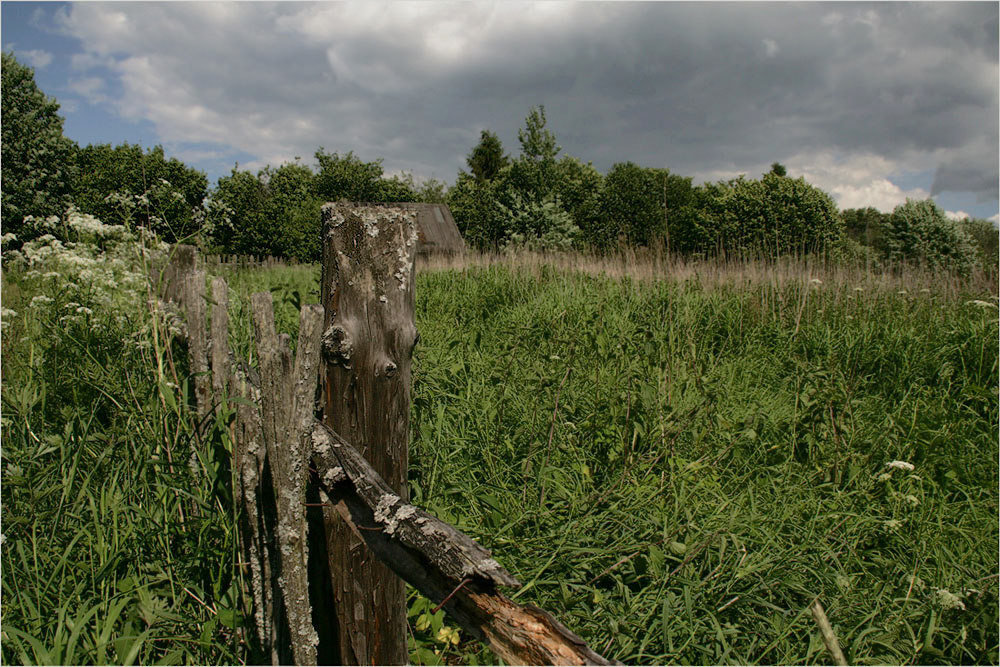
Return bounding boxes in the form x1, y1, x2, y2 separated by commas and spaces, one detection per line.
160, 203, 616, 666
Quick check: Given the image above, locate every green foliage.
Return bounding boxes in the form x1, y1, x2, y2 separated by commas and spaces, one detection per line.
499, 193, 581, 252
446, 171, 510, 250
690, 173, 842, 256
554, 156, 603, 241
261, 161, 324, 262
74, 143, 209, 243
2, 219, 242, 665
769, 162, 787, 177
206, 166, 271, 256
314, 148, 416, 203
884, 199, 978, 274
414, 177, 449, 204
596, 163, 694, 248
466, 130, 509, 182
508, 106, 562, 202
1, 52, 77, 238
957, 217, 999, 270
841, 207, 889, 252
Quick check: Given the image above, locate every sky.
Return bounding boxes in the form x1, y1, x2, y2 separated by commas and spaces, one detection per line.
3, 1, 998, 222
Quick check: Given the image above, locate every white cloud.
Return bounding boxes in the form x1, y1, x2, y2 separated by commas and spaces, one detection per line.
762, 38, 779, 58
989, 213, 999, 225
790, 151, 932, 212
945, 210, 971, 221
68, 76, 110, 105
20, 49, 53, 69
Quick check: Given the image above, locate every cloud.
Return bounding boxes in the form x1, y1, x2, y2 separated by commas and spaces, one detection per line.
945, 210, 971, 221
19, 48, 53, 69
52, 0, 998, 209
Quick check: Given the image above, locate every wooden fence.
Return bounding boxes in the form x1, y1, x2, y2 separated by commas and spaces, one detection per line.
160, 203, 615, 666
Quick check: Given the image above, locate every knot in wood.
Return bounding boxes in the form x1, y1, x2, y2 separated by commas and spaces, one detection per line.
322, 324, 353, 368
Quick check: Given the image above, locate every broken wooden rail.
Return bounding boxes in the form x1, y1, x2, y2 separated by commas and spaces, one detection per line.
160, 204, 615, 665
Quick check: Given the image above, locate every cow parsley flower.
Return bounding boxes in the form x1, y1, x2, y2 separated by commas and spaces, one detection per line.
887, 460, 915, 472
934, 589, 966, 611
29, 295, 54, 308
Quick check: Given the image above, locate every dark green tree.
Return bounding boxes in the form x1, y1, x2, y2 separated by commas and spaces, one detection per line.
261, 161, 323, 261
1, 52, 77, 237
74, 143, 208, 242
554, 156, 603, 245
467, 130, 509, 182
207, 166, 271, 256
840, 207, 889, 251
769, 162, 787, 177
446, 170, 509, 250
596, 163, 694, 248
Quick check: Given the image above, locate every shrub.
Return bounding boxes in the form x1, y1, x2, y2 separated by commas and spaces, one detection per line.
884, 198, 978, 274
499, 193, 580, 252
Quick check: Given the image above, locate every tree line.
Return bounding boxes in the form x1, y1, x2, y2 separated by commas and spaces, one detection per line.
3, 52, 995, 273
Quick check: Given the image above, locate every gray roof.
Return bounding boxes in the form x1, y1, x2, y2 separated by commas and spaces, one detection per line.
396, 203, 465, 255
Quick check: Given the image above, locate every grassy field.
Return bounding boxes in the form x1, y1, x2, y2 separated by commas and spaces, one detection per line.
3, 247, 998, 665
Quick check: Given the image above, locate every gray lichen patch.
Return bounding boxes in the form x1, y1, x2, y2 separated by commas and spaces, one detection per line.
373, 493, 402, 524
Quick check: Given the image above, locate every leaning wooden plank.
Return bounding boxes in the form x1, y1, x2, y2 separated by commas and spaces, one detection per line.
251, 293, 317, 666
310, 421, 617, 666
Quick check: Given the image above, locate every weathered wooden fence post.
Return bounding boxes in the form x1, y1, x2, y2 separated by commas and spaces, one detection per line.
316, 202, 419, 664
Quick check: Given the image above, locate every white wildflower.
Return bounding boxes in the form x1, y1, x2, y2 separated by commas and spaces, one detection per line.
877, 472, 892, 482
934, 589, 966, 611
967, 299, 997, 309
1, 233, 16, 244
29, 295, 54, 308
76, 306, 93, 316
883, 519, 902, 532
853, 287, 865, 292
887, 460, 915, 472
904, 494, 920, 506
809, 278, 823, 285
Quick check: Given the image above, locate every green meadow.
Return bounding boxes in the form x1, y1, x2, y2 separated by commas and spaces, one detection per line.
2, 249, 997, 665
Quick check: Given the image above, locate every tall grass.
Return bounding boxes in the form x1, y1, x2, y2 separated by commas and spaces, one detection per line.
406, 256, 998, 665
3, 247, 996, 665
2, 233, 244, 665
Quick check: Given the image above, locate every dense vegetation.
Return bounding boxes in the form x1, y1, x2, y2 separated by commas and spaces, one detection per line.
3, 52, 997, 272
3, 224, 997, 662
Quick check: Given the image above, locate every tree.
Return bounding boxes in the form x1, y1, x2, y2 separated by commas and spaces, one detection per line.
508, 106, 561, 201
314, 149, 416, 203
769, 162, 787, 177
840, 207, 889, 251
75, 143, 209, 242
446, 170, 509, 250
207, 166, 271, 256
958, 217, 999, 270
261, 161, 323, 261
554, 156, 603, 245
595, 163, 693, 249
672, 173, 841, 257
884, 198, 977, 274
1, 52, 77, 238
466, 130, 509, 182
